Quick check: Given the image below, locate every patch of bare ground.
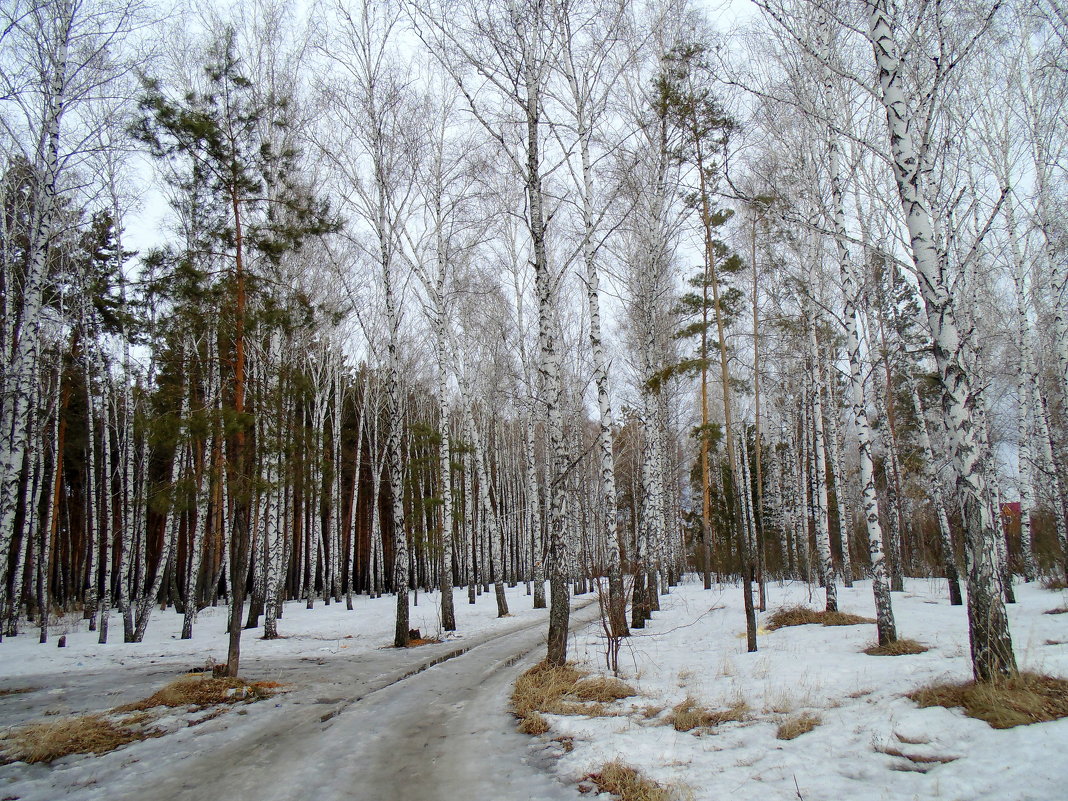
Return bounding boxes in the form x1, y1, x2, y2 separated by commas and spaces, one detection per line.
766, 605, 875, 630
668, 696, 748, 733
581, 761, 675, 801
908, 672, 1068, 729
512, 662, 636, 734
864, 638, 929, 656
776, 712, 821, 740
0, 687, 34, 698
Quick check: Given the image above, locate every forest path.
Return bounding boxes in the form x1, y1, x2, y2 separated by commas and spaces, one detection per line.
88, 598, 602, 801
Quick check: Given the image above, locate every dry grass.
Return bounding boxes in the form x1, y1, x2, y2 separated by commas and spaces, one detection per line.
406, 637, 442, 647
1040, 576, 1067, 591
116, 675, 274, 712
0, 715, 144, 764
668, 696, 749, 733
766, 605, 875, 630
517, 710, 550, 735
512, 661, 585, 721
585, 761, 674, 801
776, 712, 821, 740
572, 676, 637, 703
864, 638, 929, 656
512, 662, 634, 733
553, 735, 575, 753
908, 672, 1068, 729
1044, 607, 1068, 615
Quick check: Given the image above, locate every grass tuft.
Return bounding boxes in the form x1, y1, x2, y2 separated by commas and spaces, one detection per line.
517, 710, 550, 735
512, 661, 585, 722
776, 712, 821, 740
0, 715, 144, 764
572, 676, 637, 703
116, 675, 274, 712
512, 663, 635, 733
864, 638, 929, 656
586, 760, 674, 801
668, 696, 748, 732
766, 605, 875, 630
908, 672, 1068, 729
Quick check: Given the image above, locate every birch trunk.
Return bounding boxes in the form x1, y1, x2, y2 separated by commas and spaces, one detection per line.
0, 1, 73, 625
807, 308, 837, 613
867, 0, 1015, 680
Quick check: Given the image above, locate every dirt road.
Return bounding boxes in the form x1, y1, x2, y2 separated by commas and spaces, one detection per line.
1, 600, 601, 801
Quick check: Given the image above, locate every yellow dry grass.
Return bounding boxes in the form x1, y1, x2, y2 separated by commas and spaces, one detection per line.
587, 761, 674, 801
864, 638, 929, 656
517, 710, 550, 735
668, 696, 748, 732
766, 605, 875, 630
511, 662, 636, 734
512, 661, 586, 720
776, 712, 821, 740
908, 672, 1068, 729
117, 675, 274, 712
0, 715, 144, 764
572, 676, 637, 703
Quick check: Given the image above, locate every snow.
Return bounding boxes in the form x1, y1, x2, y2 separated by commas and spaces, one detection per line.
550, 578, 1068, 801
1, 579, 1065, 801
0, 583, 569, 801
0, 584, 549, 681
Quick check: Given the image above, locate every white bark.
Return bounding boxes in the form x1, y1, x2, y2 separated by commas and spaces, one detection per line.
866, 0, 1015, 680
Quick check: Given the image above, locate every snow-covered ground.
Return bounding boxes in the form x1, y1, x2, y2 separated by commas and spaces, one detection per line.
0, 583, 551, 682
551, 578, 1068, 801
1, 579, 1065, 801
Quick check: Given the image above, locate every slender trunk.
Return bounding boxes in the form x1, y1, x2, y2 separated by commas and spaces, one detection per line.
807, 308, 837, 613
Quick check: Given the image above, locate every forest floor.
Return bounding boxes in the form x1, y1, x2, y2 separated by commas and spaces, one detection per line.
0, 578, 1065, 801
0, 584, 597, 801
548, 577, 1068, 801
